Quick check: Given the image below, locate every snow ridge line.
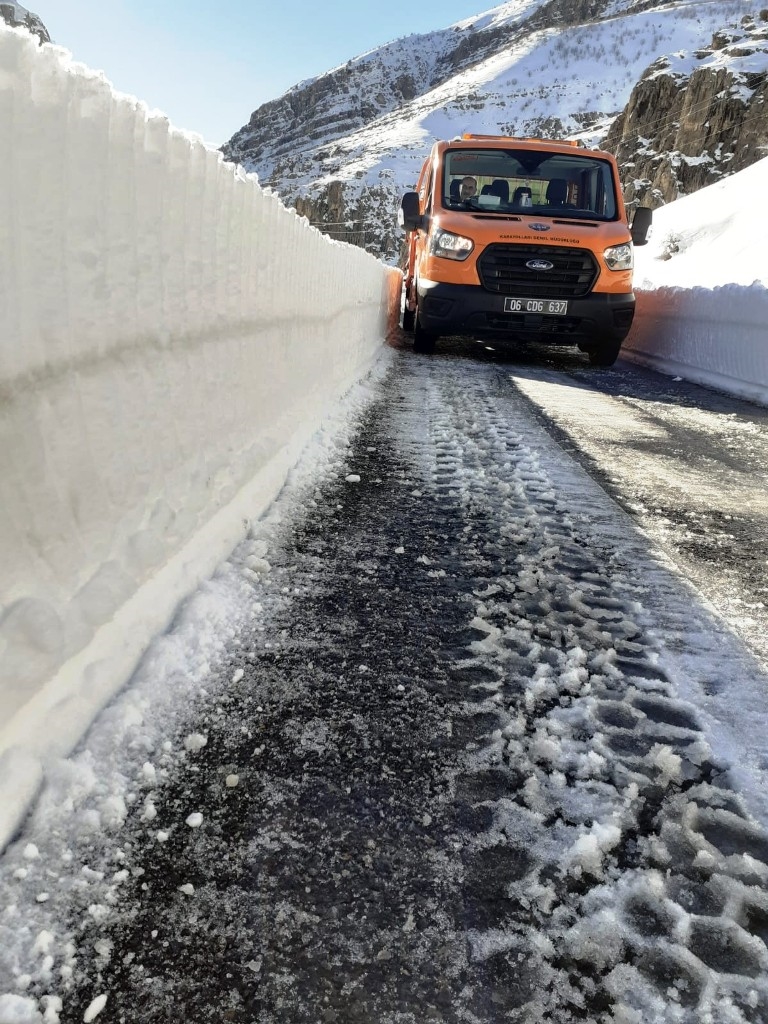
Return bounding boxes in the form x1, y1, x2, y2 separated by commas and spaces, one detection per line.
399, 356, 768, 1022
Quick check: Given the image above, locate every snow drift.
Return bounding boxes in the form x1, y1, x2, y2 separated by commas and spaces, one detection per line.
0, 24, 398, 849
625, 157, 768, 406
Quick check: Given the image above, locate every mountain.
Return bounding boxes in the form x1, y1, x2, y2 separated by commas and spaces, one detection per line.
605, 10, 768, 207
222, 0, 768, 261
0, 1, 50, 43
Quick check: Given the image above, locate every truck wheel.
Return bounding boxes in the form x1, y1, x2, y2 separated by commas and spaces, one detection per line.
413, 314, 437, 354
587, 339, 622, 367
402, 306, 415, 332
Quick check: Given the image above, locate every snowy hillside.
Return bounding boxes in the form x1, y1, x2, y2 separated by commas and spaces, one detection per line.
223, 0, 767, 259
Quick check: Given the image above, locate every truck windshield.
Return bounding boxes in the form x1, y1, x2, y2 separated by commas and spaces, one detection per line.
443, 148, 618, 220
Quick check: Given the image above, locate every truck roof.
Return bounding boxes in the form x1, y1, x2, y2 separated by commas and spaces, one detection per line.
435, 134, 613, 160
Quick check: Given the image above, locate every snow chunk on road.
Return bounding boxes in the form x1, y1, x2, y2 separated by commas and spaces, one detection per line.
565, 821, 622, 877
245, 556, 271, 575
185, 812, 203, 828
183, 733, 208, 753
651, 744, 683, 784
98, 795, 127, 830
83, 994, 107, 1022
32, 931, 54, 956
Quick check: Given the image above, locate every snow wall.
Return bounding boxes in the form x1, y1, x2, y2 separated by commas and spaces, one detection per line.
623, 286, 768, 407
0, 25, 401, 849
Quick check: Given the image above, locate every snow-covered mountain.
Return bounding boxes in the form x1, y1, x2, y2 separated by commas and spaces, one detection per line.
606, 10, 768, 207
0, 1, 50, 43
222, 0, 768, 261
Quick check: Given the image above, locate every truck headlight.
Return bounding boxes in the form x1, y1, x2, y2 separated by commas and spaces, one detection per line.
603, 243, 634, 271
430, 230, 474, 261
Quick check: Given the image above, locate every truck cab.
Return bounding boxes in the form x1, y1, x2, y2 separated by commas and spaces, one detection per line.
399, 134, 651, 365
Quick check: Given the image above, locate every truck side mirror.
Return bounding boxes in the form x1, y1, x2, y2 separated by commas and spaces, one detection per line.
398, 192, 423, 232
631, 206, 652, 246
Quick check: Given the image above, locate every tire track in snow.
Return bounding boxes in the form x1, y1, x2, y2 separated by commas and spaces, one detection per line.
403, 357, 768, 1022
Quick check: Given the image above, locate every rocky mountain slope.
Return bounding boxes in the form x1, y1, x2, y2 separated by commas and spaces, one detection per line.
0, 2, 50, 43
606, 10, 768, 207
223, 0, 768, 260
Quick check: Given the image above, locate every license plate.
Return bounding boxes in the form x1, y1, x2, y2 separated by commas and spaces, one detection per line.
504, 297, 568, 315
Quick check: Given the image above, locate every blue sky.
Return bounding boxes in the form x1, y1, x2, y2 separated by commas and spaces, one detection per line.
37, 0, 487, 146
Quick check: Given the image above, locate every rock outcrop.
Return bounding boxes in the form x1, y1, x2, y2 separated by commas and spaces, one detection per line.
0, 2, 50, 43
604, 10, 768, 208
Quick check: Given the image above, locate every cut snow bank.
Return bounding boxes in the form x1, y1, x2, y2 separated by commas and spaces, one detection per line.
0, 25, 400, 850
625, 157, 768, 406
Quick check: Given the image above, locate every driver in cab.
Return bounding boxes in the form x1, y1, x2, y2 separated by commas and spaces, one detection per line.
460, 175, 477, 201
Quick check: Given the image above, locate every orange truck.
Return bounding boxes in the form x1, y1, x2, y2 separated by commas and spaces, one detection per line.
399, 134, 651, 365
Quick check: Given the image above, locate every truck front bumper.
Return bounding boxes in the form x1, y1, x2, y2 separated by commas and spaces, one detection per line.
416, 280, 635, 344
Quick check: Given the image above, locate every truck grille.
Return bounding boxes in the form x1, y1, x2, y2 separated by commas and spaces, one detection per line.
483, 312, 582, 335
477, 245, 599, 298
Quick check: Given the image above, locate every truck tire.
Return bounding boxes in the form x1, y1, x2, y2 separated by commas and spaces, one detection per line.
587, 339, 622, 367
413, 314, 437, 354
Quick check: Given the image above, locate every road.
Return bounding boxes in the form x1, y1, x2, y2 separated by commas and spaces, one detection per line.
2, 340, 768, 1024
484, 343, 768, 670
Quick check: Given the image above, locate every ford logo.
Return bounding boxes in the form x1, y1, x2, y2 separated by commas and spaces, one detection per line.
526, 259, 554, 271
529, 223, 551, 232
